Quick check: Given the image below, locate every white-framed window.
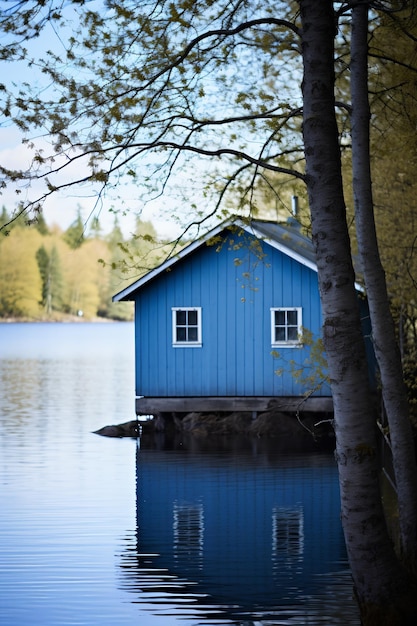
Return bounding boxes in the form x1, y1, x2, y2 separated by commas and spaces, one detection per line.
270, 307, 302, 347
172, 307, 202, 347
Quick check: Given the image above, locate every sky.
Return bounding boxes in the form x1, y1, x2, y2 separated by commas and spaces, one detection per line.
0, 2, 299, 242
0, 118, 189, 241
0, 4, 201, 242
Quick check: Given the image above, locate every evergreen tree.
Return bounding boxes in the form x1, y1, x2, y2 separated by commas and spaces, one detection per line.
34, 212, 49, 236
106, 217, 124, 249
63, 209, 85, 249
36, 243, 63, 313
102, 216, 135, 320
89, 215, 102, 239
36, 245, 49, 308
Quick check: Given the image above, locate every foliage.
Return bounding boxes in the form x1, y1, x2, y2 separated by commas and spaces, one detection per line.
272, 328, 330, 395
365, 9, 417, 420
1, 3, 415, 317
0, 227, 43, 316
2, 0, 417, 618
36, 243, 64, 312
0, 208, 168, 320
2, 1, 415, 329
0, 3, 416, 404
63, 209, 85, 249
0, 0, 305, 231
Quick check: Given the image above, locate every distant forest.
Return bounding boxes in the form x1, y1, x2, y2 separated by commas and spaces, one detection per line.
0, 207, 173, 321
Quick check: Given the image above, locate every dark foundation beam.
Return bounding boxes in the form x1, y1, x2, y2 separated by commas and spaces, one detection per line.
136, 396, 334, 415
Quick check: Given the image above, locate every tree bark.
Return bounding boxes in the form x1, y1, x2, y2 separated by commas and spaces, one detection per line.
299, 0, 416, 622
350, 1, 417, 571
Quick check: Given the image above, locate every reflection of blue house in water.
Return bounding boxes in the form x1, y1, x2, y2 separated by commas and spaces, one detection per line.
132, 443, 350, 618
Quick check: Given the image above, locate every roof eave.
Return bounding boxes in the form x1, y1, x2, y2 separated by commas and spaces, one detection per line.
112, 218, 365, 301
112, 219, 238, 301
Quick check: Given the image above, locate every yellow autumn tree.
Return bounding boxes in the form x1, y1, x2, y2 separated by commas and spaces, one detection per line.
60, 239, 109, 319
0, 227, 43, 317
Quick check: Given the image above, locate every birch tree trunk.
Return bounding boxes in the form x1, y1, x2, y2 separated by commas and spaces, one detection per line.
299, 0, 416, 622
350, 2, 417, 571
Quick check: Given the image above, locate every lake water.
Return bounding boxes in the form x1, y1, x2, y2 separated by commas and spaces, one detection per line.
0, 322, 360, 625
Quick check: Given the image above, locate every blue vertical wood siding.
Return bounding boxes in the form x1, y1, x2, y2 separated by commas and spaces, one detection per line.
133, 229, 332, 399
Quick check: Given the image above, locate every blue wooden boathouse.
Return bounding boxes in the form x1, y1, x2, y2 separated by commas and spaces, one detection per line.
113, 216, 369, 416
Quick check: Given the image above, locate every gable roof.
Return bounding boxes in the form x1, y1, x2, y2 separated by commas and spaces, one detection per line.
113, 217, 361, 302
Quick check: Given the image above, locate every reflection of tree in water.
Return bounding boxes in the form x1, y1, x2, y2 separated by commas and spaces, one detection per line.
116, 438, 360, 626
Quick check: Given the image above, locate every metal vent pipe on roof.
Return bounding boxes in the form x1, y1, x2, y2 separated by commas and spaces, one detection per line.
291, 195, 298, 217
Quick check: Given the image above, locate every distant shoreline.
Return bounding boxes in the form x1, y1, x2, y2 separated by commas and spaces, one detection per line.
0, 315, 131, 323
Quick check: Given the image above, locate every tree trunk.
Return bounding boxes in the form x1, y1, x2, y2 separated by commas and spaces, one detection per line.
299, 0, 416, 622
350, 2, 417, 571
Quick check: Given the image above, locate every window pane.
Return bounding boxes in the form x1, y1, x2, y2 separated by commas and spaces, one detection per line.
188, 327, 198, 342
188, 310, 198, 326
272, 308, 301, 344
177, 327, 186, 342
177, 310, 186, 325
287, 326, 298, 341
275, 327, 286, 342
287, 310, 298, 326
275, 310, 285, 325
